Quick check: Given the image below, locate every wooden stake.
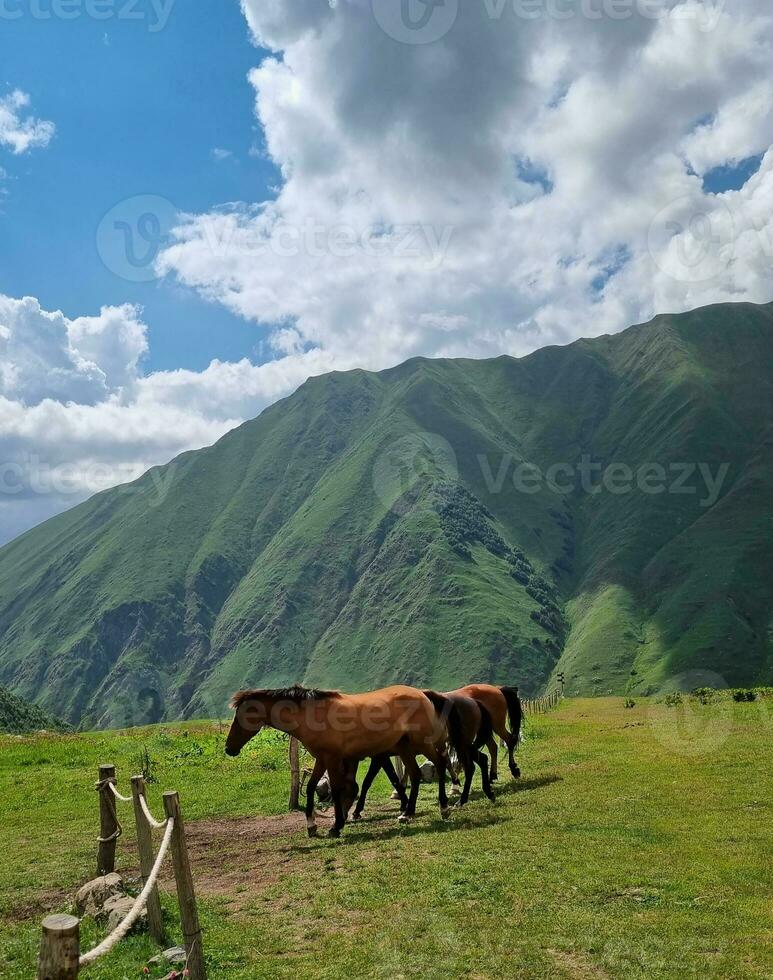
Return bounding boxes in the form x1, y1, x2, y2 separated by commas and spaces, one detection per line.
37, 914, 79, 979
288, 737, 301, 811
131, 775, 165, 945
163, 792, 206, 980
97, 764, 117, 876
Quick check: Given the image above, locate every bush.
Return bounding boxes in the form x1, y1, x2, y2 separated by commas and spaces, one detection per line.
664, 692, 683, 707
691, 687, 718, 705
624, 698, 636, 709
731, 688, 758, 703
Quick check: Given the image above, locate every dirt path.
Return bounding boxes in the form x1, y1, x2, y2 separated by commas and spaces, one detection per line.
158, 809, 337, 912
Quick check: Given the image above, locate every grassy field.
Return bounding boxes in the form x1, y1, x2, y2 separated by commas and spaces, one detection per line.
1, 696, 771, 979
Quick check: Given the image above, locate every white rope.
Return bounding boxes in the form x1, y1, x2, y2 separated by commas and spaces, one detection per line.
79, 816, 174, 968
138, 792, 168, 830
109, 783, 133, 804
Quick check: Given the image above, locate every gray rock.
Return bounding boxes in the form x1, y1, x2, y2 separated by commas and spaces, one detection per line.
103, 894, 146, 932
420, 761, 437, 783
75, 873, 123, 917
148, 946, 187, 966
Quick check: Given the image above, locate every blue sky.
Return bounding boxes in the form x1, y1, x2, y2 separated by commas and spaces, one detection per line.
0, 0, 276, 372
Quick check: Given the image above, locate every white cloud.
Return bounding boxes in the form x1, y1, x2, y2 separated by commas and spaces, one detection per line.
0, 294, 330, 542
159, 0, 773, 364
0, 90, 55, 155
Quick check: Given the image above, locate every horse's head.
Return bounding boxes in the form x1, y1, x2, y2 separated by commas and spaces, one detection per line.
225, 692, 267, 757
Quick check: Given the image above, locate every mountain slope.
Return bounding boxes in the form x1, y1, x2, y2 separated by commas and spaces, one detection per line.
0, 686, 69, 734
0, 301, 771, 726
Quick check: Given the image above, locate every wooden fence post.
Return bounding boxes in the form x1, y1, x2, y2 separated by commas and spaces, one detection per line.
97, 764, 117, 876
131, 775, 165, 945
288, 737, 301, 811
164, 792, 206, 980
38, 914, 79, 980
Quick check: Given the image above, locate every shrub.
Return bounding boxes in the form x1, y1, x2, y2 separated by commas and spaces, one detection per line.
731, 688, 757, 703
664, 692, 683, 707
624, 698, 636, 709
691, 687, 718, 705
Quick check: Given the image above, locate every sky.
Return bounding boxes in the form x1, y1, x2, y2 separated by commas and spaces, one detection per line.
1, 0, 772, 543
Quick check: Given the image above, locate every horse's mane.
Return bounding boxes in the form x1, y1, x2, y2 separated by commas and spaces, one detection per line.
230, 685, 341, 709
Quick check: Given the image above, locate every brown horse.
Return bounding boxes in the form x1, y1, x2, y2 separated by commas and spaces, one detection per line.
225, 684, 452, 837
454, 684, 522, 780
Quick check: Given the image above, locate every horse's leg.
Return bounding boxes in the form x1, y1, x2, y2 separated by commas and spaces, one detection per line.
487, 737, 499, 781
476, 749, 495, 801
397, 755, 422, 823
380, 755, 410, 812
305, 757, 325, 838
353, 756, 383, 821
391, 757, 408, 800
342, 759, 360, 817
424, 745, 452, 820
505, 732, 521, 779
457, 752, 475, 807
327, 759, 348, 838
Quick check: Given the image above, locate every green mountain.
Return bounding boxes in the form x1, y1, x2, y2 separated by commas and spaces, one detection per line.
0, 686, 69, 735
1, 301, 771, 728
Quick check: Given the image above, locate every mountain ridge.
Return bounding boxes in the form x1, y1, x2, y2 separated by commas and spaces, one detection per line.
1, 300, 771, 727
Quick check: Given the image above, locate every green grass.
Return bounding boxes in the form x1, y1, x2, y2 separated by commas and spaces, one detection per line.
1, 697, 771, 978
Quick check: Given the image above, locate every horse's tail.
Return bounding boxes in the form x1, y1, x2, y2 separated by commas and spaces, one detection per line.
475, 702, 494, 751
500, 686, 523, 746
423, 690, 465, 759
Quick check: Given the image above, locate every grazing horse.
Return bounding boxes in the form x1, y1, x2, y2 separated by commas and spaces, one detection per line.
225, 685, 452, 838
354, 690, 495, 817
454, 684, 522, 780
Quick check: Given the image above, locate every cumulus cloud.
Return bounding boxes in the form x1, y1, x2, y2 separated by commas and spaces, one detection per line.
0, 90, 54, 155
159, 0, 773, 363
0, 294, 324, 543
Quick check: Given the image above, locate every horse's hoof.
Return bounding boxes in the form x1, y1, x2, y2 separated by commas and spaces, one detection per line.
449, 784, 461, 797
328, 828, 341, 839
390, 790, 401, 800
352, 812, 362, 822
512, 768, 521, 779
307, 826, 318, 838
490, 774, 499, 782
397, 813, 411, 824
440, 807, 452, 820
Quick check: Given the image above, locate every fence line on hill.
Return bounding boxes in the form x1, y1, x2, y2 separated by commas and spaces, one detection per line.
37, 767, 205, 980
522, 687, 563, 715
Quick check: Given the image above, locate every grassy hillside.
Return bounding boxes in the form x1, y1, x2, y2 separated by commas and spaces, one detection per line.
0, 301, 771, 725
0, 686, 68, 734
0, 698, 771, 978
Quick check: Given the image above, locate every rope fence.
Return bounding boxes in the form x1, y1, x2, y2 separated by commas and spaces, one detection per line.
37, 768, 206, 980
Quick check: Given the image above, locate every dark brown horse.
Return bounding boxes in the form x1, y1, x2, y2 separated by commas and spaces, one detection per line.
353, 690, 496, 818
225, 684, 452, 837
